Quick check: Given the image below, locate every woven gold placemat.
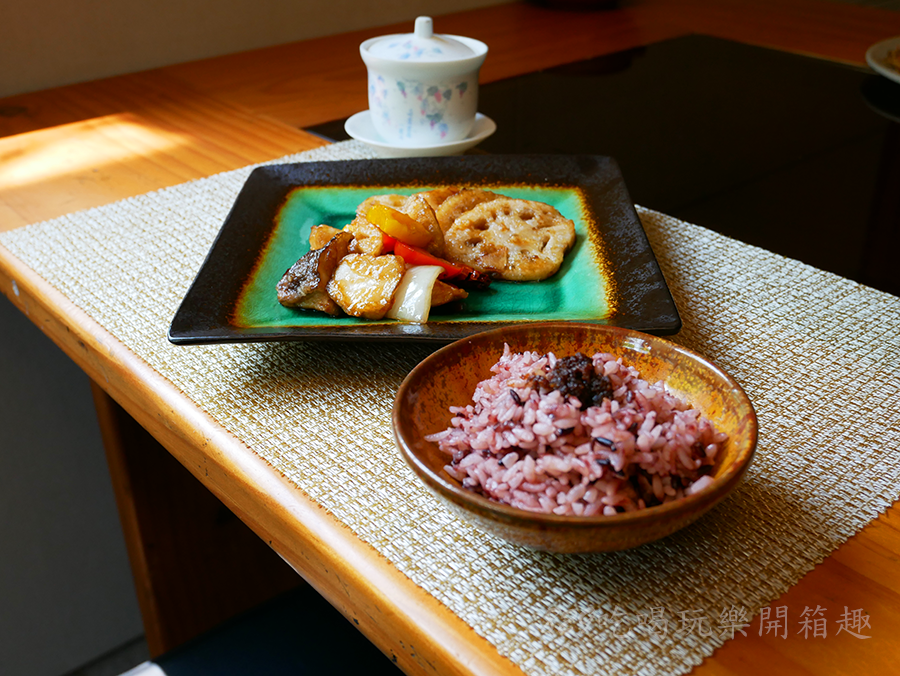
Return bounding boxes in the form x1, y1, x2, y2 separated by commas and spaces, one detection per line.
3, 140, 899, 676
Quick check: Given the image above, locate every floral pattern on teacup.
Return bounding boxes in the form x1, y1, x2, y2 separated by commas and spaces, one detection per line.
369, 75, 389, 108
380, 38, 445, 61
368, 73, 476, 144
409, 81, 453, 137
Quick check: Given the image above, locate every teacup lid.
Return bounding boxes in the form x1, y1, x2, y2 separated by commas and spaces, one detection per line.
366, 17, 477, 62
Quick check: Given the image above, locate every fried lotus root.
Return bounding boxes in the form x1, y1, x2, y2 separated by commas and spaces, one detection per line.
443, 198, 576, 281
416, 186, 461, 212
343, 215, 388, 256
433, 188, 500, 233
326, 253, 405, 319
309, 224, 343, 250
356, 194, 407, 217
402, 194, 445, 257
276, 231, 353, 315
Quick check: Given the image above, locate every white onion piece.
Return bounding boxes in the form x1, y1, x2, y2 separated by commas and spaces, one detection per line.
387, 265, 443, 323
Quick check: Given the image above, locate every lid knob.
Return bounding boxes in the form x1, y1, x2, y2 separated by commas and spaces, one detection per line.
414, 16, 434, 39
362, 15, 485, 62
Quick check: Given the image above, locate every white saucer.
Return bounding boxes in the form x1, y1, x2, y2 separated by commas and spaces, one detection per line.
866, 36, 900, 86
344, 111, 496, 157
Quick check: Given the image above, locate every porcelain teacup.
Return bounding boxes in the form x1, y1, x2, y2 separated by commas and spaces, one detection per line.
360, 17, 488, 147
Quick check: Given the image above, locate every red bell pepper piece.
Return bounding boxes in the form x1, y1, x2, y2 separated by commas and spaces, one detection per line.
393, 242, 491, 289
381, 231, 397, 252
394, 241, 465, 276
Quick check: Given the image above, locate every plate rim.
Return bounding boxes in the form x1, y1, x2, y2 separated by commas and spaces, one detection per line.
168, 155, 681, 344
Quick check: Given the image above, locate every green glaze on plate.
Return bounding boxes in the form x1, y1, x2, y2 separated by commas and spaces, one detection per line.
168, 155, 679, 344
234, 185, 612, 328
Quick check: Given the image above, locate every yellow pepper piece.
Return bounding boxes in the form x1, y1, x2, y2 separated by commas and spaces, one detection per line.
365, 203, 433, 248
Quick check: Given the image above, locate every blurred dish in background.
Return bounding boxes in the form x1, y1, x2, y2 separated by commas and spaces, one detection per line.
861, 74, 900, 124
866, 36, 900, 85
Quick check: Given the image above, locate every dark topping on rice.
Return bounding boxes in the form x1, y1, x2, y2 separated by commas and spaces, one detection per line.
630, 474, 660, 507
531, 352, 614, 409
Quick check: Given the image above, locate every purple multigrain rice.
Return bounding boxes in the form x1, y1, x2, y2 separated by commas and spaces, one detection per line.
426, 345, 728, 515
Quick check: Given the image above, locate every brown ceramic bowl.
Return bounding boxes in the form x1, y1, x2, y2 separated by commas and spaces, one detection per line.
392, 322, 757, 553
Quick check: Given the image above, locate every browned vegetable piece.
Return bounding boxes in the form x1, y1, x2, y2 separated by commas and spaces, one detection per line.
356, 194, 407, 217
326, 253, 405, 319
433, 188, 500, 233
402, 193, 445, 258
276, 231, 353, 315
416, 186, 460, 211
309, 224, 343, 250
344, 215, 388, 256
430, 280, 468, 307
444, 198, 576, 281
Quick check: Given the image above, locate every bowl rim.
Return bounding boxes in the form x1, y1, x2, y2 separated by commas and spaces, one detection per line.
392, 321, 758, 528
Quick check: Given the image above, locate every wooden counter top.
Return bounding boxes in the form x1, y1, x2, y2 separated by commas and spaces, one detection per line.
2, 1, 899, 675
3, 0, 898, 230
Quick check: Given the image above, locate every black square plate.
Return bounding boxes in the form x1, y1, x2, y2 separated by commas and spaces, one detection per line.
168, 155, 680, 344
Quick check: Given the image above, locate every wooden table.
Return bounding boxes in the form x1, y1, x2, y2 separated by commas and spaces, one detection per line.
2, 1, 899, 674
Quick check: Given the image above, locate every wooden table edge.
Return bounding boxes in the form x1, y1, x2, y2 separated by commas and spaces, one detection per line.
0, 242, 526, 676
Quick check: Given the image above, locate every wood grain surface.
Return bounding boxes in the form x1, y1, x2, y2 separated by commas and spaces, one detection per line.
1, 1, 899, 674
